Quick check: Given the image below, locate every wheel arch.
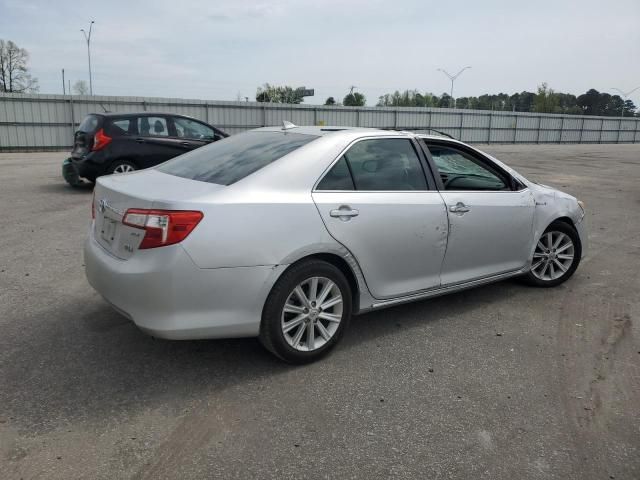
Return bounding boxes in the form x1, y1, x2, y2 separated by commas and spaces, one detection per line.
548, 215, 577, 230
543, 216, 582, 249
274, 252, 366, 314
531, 203, 583, 260
528, 214, 583, 268
307, 253, 360, 313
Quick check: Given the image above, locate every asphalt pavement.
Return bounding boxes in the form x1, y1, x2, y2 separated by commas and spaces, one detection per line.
0, 144, 638, 479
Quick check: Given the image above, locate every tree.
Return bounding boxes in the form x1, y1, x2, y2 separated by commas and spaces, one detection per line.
533, 83, 559, 113
576, 89, 636, 116
623, 99, 637, 117
343, 92, 366, 106
554, 92, 580, 114
73, 80, 89, 95
437, 93, 452, 108
376, 90, 440, 107
577, 89, 602, 115
455, 97, 472, 109
324, 96, 336, 105
372, 85, 635, 116
606, 94, 622, 116
0, 39, 39, 93
255, 83, 304, 104
509, 91, 536, 112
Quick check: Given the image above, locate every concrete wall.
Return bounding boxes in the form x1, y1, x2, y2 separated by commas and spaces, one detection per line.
1, 92, 639, 151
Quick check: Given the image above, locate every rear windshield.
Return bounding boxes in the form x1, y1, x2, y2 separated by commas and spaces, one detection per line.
78, 114, 101, 133
157, 131, 317, 185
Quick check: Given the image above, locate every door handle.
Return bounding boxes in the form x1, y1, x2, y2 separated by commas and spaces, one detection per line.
449, 202, 470, 214
330, 206, 359, 219
135, 138, 145, 143
180, 141, 191, 146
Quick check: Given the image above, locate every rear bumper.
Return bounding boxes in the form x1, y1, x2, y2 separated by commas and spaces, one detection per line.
71, 151, 107, 180
84, 226, 286, 339
62, 158, 83, 186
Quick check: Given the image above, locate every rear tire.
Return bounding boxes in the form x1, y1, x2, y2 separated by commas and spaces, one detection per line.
522, 221, 581, 287
260, 260, 352, 364
107, 160, 137, 175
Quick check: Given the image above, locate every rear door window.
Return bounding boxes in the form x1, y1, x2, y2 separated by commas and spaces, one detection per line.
158, 131, 317, 185
138, 116, 169, 137
316, 157, 355, 190
318, 138, 427, 191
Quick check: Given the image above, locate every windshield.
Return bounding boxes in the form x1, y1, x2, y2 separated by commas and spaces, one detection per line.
157, 131, 317, 185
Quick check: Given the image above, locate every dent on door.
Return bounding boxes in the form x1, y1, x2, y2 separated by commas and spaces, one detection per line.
438, 190, 535, 285
313, 191, 449, 299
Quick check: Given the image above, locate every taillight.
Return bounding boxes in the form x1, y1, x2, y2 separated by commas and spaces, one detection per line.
122, 209, 203, 249
91, 128, 112, 151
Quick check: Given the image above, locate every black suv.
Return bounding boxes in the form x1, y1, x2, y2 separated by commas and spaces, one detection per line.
63, 112, 228, 185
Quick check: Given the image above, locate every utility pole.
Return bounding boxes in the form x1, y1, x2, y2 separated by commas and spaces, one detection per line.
611, 87, 640, 117
437, 66, 471, 108
81, 20, 95, 95
62, 69, 65, 95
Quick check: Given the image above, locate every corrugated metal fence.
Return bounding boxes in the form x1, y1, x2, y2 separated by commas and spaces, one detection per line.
1, 92, 639, 151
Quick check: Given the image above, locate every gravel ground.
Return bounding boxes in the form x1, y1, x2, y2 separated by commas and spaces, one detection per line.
0, 144, 638, 479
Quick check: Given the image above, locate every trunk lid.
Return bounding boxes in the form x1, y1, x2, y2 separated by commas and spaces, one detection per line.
92, 169, 222, 259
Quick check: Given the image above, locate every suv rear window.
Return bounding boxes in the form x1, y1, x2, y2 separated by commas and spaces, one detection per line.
78, 114, 101, 133
158, 131, 317, 185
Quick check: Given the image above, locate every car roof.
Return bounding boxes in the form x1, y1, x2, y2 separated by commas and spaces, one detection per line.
86, 117, 456, 141
256, 125, 397, 136
255, 125, 459, 142
91, 112, 202, 119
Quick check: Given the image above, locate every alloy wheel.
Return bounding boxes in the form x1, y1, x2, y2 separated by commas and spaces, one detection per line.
281, 276, 343, 352
531, 231, 575, 281
113, 164, 135, 174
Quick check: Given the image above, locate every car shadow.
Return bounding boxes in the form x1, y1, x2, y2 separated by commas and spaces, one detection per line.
1, 278, 525, 433
344, 278, 522, 346
1, 296, 291, 433
38, 182, 94, 194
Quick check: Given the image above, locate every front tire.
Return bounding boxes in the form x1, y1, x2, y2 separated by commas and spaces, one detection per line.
260, 260, 352, 364
522, 221, 581, 287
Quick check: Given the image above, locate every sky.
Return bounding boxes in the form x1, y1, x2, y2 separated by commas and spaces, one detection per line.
1, 0, 639, 106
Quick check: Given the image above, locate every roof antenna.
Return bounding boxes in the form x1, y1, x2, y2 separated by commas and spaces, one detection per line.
282, 120, 297, 130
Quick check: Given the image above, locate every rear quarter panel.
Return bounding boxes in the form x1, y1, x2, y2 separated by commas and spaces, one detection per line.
161, 133, 372, 269
172, 188, 343, 269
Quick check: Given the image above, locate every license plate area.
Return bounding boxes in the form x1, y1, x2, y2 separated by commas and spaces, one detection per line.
100, 218, 117, 244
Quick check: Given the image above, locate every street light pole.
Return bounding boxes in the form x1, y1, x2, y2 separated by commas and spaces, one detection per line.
437, 66, 471, 108
611, 87, 640, 117
81, 21, 95, 95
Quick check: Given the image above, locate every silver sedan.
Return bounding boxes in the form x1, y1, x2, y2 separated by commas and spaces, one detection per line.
85, 125, 587, 363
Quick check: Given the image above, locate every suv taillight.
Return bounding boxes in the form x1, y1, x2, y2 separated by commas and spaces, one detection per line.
91, 128, 112, 151
122, 209, 204, 249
